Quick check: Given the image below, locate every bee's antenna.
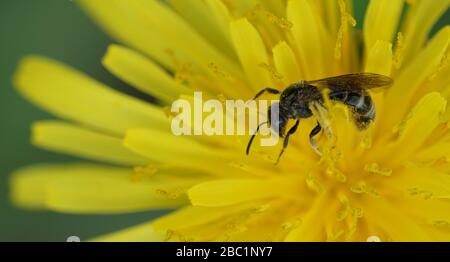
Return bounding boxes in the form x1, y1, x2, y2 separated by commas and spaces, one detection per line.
246, 122, 269, 155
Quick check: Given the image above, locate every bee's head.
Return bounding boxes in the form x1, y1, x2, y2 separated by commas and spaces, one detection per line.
268, 102, 287, 137
246, 101, 286, 156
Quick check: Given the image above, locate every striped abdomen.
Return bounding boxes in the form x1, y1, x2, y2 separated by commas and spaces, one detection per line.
328, 90, 375, 129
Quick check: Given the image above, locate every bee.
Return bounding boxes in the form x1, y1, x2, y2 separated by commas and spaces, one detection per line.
246, 73, 394, 164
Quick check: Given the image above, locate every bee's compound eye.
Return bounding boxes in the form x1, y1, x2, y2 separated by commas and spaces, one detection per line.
270, 119, 280, 134
268, 102, 281, 134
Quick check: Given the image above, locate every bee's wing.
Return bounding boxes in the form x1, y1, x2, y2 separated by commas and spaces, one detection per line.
307, 73, 393, 92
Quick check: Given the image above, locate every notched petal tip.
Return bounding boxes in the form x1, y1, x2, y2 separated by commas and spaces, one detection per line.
13, 55, 50, 92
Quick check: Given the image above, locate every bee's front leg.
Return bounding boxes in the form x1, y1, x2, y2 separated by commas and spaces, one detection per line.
276, 120, 300, 165
309, 122, 323, 156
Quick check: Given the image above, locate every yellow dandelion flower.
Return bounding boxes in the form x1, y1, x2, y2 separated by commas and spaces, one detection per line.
9, 0, 450, 242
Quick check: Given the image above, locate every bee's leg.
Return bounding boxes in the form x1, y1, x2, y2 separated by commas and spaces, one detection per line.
253, 88, 280, 100
309, 122, 323, 156
246, 122, 269, 155
276, 120, 300, 165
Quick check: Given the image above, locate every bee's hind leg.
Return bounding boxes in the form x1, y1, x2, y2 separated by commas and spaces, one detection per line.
276, 120, 300, 165
309, 122, 323, 156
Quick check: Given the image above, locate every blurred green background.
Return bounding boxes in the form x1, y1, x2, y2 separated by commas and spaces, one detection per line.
0, 0, 165, 242
0, 0, 448, 242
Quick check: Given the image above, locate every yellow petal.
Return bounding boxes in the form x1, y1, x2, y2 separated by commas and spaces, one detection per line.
386, 93, 447, 165
102, 45, 190, 104
79, 0, 242, 79
32, 121, 148, 166
125, 0, 242, 77
363, 0, 404, 52
14, 56, 169, 136
167, 0, 235, 58
204, 0, 233, 43
400, 197, 450, 224
284, 193, 337, 241
91, 221, 164, 242
124, 128, 241, 176
424, 62, 450, 97
225, 0, 254, 16
10, 166, 56, 210
401, 0, 450, 66
382, 26, 450, 130
224, 201, 299, 242
323, 0, 340, 36
10, 164, 188, 214
365, 40, 393, 121
363, 197, 433, 241
414, 141, 450, 161
230, 18, 274, 91
262, 0, 287, 18
78, 0, 173, 69
287, 0, 333, 79
188, 178, 296, 207
152, 204, 257, 232
273, 41, 302, 85
365, 40, 393, 76
389, 166, 450, 198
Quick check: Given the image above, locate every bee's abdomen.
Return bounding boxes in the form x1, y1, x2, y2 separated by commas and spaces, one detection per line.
329, 91, 375, 129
